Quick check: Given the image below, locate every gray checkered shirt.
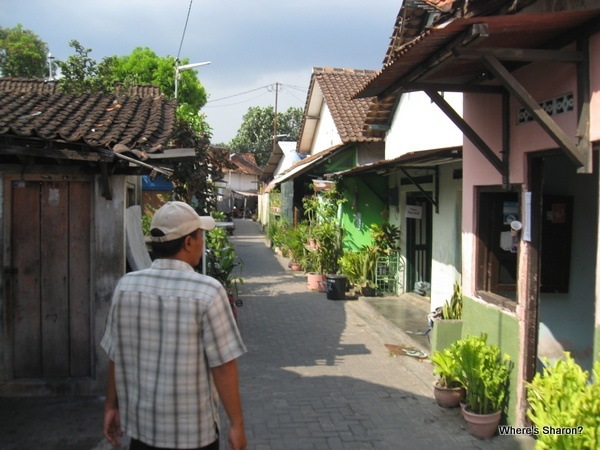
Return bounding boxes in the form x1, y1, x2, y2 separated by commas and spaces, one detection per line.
101, 258, 246, 448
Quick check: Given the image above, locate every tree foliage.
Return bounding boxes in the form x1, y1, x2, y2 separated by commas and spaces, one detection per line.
57, 43, 207, 111
0, 24, 51, 77
228, 105, 303, 167
54, 41, 219, 210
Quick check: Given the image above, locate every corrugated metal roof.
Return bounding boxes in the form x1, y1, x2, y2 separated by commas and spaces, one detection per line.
358, 9, 600, 99
326, 146, 461, 178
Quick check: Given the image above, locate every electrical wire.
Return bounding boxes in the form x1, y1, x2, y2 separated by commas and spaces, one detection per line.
206, 85, 272, 103
176, 0, 194, 62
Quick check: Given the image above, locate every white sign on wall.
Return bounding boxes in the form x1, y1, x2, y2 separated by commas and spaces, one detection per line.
405, 205, 422, 219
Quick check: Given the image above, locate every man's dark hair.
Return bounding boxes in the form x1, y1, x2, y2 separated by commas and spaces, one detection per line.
150, 229, 200, 258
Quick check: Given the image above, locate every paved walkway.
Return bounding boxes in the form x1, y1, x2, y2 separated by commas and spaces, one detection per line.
0, 218, 536, 450
226, 219, 534, 449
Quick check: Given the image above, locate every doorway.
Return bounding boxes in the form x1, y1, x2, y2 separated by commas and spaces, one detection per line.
406, 193, 432, 292
8, 178, 92, 379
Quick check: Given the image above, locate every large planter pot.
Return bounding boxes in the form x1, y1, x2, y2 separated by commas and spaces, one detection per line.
307, 273, 327, 291
430, 318, 463, 354
433, 383, 464, 408
462, 408, 502, 440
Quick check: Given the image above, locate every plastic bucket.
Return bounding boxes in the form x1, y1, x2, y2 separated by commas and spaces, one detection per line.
326, 275, 346, 300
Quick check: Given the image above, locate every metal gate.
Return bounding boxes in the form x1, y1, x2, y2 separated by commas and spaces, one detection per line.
406, 194, 432, 293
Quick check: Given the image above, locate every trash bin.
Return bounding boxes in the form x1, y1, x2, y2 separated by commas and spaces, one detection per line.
326, 275, 346, 300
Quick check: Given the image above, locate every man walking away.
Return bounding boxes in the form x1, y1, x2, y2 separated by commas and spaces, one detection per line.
102, 201, 247, 450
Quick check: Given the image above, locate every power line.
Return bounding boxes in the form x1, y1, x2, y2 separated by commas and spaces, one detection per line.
176, 0, 194, 62
206, 85, 272, 103
204, 92, 271, 108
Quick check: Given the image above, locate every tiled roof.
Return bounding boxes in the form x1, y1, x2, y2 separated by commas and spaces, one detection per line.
230, 153, 262, 176
301, 67, 382, 145
0, 77, 163, 99
0, 77, 59, 95
0, 82, 177, 153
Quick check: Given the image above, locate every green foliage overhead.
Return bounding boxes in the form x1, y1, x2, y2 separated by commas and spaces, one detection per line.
57, 43, 207, 111
0, 24, 50, 77
57, 40, 102, 94
228, 105, 303, 167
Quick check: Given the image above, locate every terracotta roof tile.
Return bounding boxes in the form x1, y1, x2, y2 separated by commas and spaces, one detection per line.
0, 77, 59, 95
230, 153, 262, 175
307, 67, 382, 143
0, 83, 177, 152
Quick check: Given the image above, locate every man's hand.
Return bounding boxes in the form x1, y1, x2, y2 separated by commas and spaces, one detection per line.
227, 422, 247, 450
104, 360, 123, 448
103, 407, 123, 448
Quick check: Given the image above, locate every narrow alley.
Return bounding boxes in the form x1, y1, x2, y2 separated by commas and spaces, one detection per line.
226, 219, 534, 449
0, 219, 536, 450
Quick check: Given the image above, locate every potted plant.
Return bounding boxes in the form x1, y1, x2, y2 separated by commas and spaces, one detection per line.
430, 345, 464, 408
527, 353, 600, 449
285, 223, 308, 271
454, 334, 512, 439
206, 226, 244, 321
301, 186, 345, 292
430, 282, 463, 354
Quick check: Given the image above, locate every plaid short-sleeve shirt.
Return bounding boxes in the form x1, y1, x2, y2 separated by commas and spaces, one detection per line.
101, 258, 246, 449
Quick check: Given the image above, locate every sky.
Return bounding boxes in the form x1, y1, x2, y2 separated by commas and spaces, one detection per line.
1, 0, 400, 144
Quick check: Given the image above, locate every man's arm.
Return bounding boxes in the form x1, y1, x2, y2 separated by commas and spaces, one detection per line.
103, 360, 123, 448
211, 359, 246, 450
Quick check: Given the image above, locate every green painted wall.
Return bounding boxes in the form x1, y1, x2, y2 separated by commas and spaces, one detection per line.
462, 296, 520, 425
339, 176, 387, 251
595, 326, 600, 364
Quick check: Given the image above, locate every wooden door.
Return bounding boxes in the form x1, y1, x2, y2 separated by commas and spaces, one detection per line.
406, 194, 432, 291
10, 179, 91, 379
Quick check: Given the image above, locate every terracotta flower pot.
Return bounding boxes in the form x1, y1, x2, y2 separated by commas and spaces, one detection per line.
462, 407, 502, 439
290, 262, 303, 271
307, 273, 326, 291
433, 383, 464, 408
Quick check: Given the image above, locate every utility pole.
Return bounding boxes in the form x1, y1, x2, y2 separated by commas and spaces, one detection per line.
272, 82, 279, 153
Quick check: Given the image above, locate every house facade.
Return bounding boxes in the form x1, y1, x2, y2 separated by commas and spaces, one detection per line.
356, 0, 600, 425
217, 152, 261, 217
0, 78, 182, 395
266, 68, 385, 241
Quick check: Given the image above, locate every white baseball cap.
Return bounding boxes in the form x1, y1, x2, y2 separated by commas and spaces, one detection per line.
149, 201, 216, 242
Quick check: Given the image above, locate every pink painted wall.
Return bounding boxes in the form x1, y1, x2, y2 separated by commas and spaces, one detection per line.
462, 32, 600, 293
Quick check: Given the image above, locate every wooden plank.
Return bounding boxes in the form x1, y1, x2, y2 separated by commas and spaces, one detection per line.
454, 47, 583, 63
481, 55, 587, 169
40, 181, 70, 377
0, 145, 108, 161
12, 181, 42, 378
425, 90, 505, 176
68, 181, 92, 377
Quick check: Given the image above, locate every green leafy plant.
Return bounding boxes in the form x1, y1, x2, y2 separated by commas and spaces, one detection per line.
441, 282, 463, 320
430, 346, 463, 389
527, 353, 600, 449
454, 334, 512, 414
284, 223, 308, 265
370, 223, 401, 254
338, 246, 378, 291
301, 184, 345, 275
206, 226, 243, 293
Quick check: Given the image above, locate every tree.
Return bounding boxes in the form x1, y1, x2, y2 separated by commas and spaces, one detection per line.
57, 40, 102, 94
0, 24, 51, 77
57, 44, 207, 111
54, 42, 219, 209
228, 106, 303, 167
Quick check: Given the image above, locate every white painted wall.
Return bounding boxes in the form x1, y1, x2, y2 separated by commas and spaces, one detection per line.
311, 103, 342, 155
385, 91, 463, 159
390, 162, 462, 310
